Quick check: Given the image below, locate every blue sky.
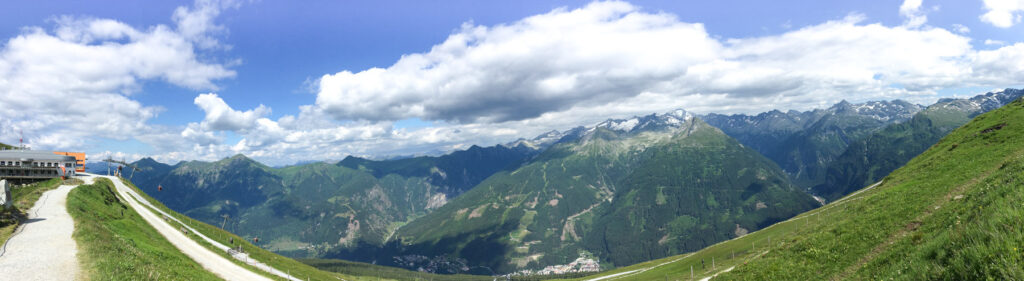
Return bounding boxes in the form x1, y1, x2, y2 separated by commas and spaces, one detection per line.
1, 0, 1023, 165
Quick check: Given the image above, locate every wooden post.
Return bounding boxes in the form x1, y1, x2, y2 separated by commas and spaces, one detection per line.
691, 265, 693, 280
712, 256, 715, 270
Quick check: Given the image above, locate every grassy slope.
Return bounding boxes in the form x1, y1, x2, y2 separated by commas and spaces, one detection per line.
121, 177, 528, 281
0, 178, 62, 246
119, 178, 358, 280
567, 98, 1024, 280
68, 178, 221, 280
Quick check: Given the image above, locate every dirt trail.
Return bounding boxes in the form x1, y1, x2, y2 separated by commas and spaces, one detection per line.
97, 174, 284, 281
831, 166, 996, 280
0, 178, 89, 281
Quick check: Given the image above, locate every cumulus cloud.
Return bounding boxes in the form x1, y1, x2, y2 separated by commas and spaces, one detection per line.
173, 0, 241, 49
140, 0, 1024, 166
193, 93, 270, 131
26, 0, 1023, 166
310, 2, 1009, 126
314, 1, 720, 123
981, 0, 1024, 28
973, 43, 1024, 83
900, 0, 928, 27
0, 0, 236, 152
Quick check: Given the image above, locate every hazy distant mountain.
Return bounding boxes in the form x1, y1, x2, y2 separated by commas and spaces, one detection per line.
813, 88, 1024, 201
703, 100, 924, 187
331, 110, 817, 274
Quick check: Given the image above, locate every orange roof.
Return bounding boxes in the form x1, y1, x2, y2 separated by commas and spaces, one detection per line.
53, 151, 86, 172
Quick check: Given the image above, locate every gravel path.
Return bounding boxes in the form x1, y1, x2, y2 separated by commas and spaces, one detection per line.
0, 178, 89, 281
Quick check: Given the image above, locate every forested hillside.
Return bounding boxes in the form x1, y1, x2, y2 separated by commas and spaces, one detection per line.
336, 111, 817, 274
129, 144, 536, 257
703, 100, 922, 187
813, 88, 1024, 200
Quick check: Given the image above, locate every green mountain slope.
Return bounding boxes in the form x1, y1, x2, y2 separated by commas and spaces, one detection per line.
348, 113, 817, 275
813, 88, 1024, 201
129, 144, 535, 257
704, 100, 922, 188
338, 144, 537, 197
577, 96, 1024, 280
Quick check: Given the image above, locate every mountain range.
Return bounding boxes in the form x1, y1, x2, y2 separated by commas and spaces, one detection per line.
128, 88, 1023, 275
342, 110, 817, 274
703, 99, 923, 188
572, 88, 1024, 281
128, 144, 536, 258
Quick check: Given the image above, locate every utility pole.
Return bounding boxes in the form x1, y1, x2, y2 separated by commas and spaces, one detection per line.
221, 214, 230, 230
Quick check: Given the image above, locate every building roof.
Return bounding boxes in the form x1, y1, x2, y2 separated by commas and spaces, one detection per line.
0, 150, 77, 161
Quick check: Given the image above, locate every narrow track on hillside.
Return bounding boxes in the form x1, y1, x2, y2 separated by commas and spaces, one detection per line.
98, 174, 298, 281
829, 158, 1008, 280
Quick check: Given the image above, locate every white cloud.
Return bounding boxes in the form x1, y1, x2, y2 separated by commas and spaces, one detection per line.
951, 23, 970, 33
311, 2, 990, 127
315, 1, 721, 123
161, 0, 1024, 166
973, 43, 1024, 83
900, 0, 928, 27
181, 123, 222, 146
193, 93, 270, 131
173, 0, 240, 49
0, 0, 236, 153
721, 15, 972, 94
981, 0, 1024, 28
22, 0, 1021, 167
985, 39, 1006, 45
